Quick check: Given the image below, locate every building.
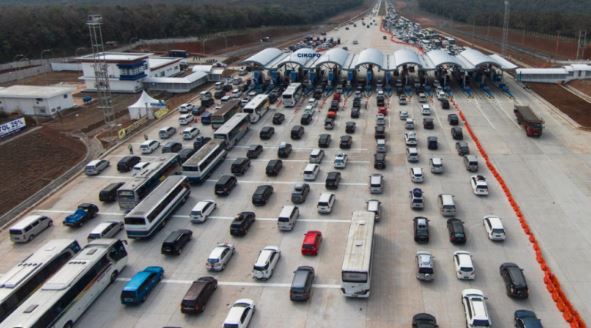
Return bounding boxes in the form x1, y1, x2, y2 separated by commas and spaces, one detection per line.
192, 65, 226, 82
143, 71, 209, 93
0, 85, 75, 116
516, 64, 591, 83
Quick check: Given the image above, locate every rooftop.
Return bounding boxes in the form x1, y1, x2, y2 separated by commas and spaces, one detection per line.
148, 57, 182, 71
0, 85, 75, 99
77, 52, 151, 63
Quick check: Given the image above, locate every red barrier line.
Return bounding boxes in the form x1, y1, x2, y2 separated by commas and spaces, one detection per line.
450, 97, 587, 328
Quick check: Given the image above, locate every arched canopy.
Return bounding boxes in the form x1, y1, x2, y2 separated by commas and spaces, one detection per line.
276, 48, 318, 68
459, 48, 500, 68
354, 48, 385, 69
241, 48, 283, 67
393, 48, 424, 68
425, 49, 465, 68
308, 48, 350, 69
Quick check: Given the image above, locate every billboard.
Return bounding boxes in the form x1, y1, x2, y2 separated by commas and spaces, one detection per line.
0, 117, 26, 139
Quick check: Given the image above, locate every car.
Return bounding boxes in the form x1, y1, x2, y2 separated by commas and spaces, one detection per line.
179, 103, 196, 113
252, 246, 281, 280
290, 266, 315, 302
447, 218, 467, 244
246, 144, 263, 159
120, 266, 164, 305
117, 155, 141, 173
412, 313, 439, 328
399, 110, 409, 120
178, 148, 197, 163
376, 113, 386, 126
404, 131, 417, 146
206, 243, 235, 272
366, 199, 382, 221
399, 94, 408, 105
318, 134, 331, 148
272, 113, 285, 125
301, 230, 322, 256
451, 126, 464, 140
340, 135, 352, 149
430, 157, 443, 174
405, 118, 415, 130
346, 121, 356, 134
162, 141, 182, 153
470, 175, 489, 196
85, 159, 110, 176
325, 171, 341, 189
182, 127, 200, 140
193, 136, 210, 151
190, 200, 216, 223
409, 188, 424, 209
334, 153, 348, 169
410, 167, 424, 183
421, 104, 431, 115
158, 126, 176, 139
307, 97, 318, 108
231, 157, 251, 176
462, 289, 491, 328
440, 98, 450, 109
223, 299, 255, 328
291, 183, 310, 204
514, 310, 543, 328
266, 159, 283, 177
427, 136, 438, 150
378, 106, 388, 116
161, 229, 193, 255
454, 251, 475, 280
300, 112, 313, 125
309, 149, 324, 164
63, 203, 99, 227
483, 216, 506, 241
252, 185, 273, 206
259, 126, 275, 140
500, 262, 529, 298
278, 142, 292, 158
324, 117, 335, 129
448, 113, 459, 125
416, 251, 434, 281
423, 117, 434, 129
374, 152, 386, 170
230, 211, 256, 236
413, 217, 429, 243
351, 107, 360, 118
291, 125, 305, 140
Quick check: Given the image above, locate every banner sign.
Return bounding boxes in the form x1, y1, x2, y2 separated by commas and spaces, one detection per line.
0, 118, 26, 138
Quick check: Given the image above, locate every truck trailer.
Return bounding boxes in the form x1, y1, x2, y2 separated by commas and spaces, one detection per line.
514, 105, 544, 137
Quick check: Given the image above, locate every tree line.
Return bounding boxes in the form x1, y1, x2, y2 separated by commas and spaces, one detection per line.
0, 0, 363, 63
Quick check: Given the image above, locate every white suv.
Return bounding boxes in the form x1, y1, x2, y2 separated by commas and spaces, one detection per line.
252, 246, 281, 280
206, 243, 235, 272
483, 216, 506, 241
421, 104, 431, 115
190, 200, 216, 223
223, 299, 255, 328
410, 167, 424, 183
462, 289, 491, 327
404, 131, 417, 146
470, 175, 489, 196
453, 251, 475, 280
334, 153, 348, 169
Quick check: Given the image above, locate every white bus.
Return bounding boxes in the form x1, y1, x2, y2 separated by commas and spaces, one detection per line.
2, 239, 128, 328
124, 175, 191, 239
282, 82, 303, 107
181, 140, 227, 184
213, 113, 250, 150
243, 94, 270, 123
0, 239, 81, 323
341, 211, 375, 298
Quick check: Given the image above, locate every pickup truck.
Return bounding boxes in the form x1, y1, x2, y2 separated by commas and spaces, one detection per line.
63, 203, 99, 227
514, 105, 544, 137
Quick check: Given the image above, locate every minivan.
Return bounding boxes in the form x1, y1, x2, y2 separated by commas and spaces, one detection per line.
9, 215, 53, 243
252, 185, 273, 206
179, 113, 194, 125
456, 141, 469, 156
266, 159, 283, 176
183, 127, 199, 140
290, 266, 315, 302
374, 152, 386, 170
369, 174, 384, 194
215, 175, 237, 196
159, 126, 176, 139
303, 164, 320, 181
117, 155, 140, 173
407, 147, 419, 163
464, 155, 478, 172
85, 159, 109, 176
438, 194, 457, 217
277, 205, 299, 231
190, 200, 217, 223
291, 125, 305, 140
99, 182, 124, 202
325, 171, 341, 189
309, 149, 324, 164
317, 192, 336, 214
87, 220, 123, 241
140, 140, 160, 154
231, 158, 251, 176
375, 125, 386, 139
180, 276, 218, 314
500, 263, 529, 299
161, 229, 193, 255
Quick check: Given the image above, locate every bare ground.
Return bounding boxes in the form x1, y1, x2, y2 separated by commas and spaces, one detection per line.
527, 83, 591, 128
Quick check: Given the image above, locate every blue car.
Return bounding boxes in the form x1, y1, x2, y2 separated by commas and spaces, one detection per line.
121, 266, 164, 305
63, 203, 99, 227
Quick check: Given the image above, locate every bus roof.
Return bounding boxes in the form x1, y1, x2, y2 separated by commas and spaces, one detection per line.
214, 113, 250, 136
125, 175, 188, 218
243, 94, 269, 110
212, 99, 240, 117
119, 154, 179, 191
283, 82, 302, 94
342, 211, 375, 273
183, 139, 225, 167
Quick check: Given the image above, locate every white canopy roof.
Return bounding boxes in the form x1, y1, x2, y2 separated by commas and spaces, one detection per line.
128, 91, 165, 110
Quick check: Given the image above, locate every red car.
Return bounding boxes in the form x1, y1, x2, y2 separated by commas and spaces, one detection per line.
333, 92, 341, 102
378, 106, 388, 116
301, 230, 322, 256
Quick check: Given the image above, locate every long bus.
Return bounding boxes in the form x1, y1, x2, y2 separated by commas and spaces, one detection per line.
341, 211, 375, 298
211, 99, 241, 129
181, 140, 227, 184
243, 94, 270, 123
0, 239, 81, 323
282, 82, 303, 107
117, 154, 181, 211
2, 239, 128, 328
124, 175, 191, 239
213, 113, 250, 150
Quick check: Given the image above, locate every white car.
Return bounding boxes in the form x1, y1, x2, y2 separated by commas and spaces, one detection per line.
190, 200, 217, 223
410, 167, 424, 183
223, 299, 255, 328
252, 246, 281, 280
421, 104, 431, 115
132, 161, 150, 176
430, 157, 444, 174
309, 149, 324, 164
453, 251, 475, 280
206, 243, 235, 272
140, 139, 160, 154
437, 90, 447, 100
405, 118, 415, 130
399, 110, 409, 120
307, 98, 318, 109
334, 153, 348, 169
416, 251, 434, 281
183, 127, 200, 140
404, 131, 417, 146
462, 289, 491, 328
470, 175, 489, 196
483, 216, 506, 241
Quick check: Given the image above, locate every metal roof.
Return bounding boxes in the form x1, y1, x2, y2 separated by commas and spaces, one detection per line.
241, 47, 283, 67
425, 49, 465, 68
393, 48, 424, 68
308, 48, 350, 69
488, 54, 518, 70
0, 85, 75, 99
277, 48, 318, 68
354, 48, 385, 69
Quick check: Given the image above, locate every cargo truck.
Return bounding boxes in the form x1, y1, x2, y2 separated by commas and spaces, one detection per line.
514, 105, 544, 137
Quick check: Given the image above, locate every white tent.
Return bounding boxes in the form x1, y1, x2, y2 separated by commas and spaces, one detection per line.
127, 91, 166, 120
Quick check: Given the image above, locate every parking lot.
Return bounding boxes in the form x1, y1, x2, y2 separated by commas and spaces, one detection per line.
0, 7, 582, 328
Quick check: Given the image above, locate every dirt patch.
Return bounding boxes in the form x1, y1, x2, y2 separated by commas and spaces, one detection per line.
569, 80, 591, 98
527, 83, 591, 128
0, 127, 86, 216
0, 71, 81, 87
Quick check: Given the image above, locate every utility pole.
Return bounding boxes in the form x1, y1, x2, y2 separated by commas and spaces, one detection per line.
501, 0, 510, 56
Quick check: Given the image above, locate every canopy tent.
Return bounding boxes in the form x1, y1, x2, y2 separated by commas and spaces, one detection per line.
127, 91, 166, 119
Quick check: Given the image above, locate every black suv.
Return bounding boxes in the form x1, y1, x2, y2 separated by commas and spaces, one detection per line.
427, 136, 438, 150
447, 218, 466, 244
340, 135, 352, 149
423, 118, 434, 129
278, 143, 292, 158
448, 113, 459, 126
440, 98, 450, 109
231, 158, 251, 176
259, 126, 275, 140
374, 152, 386, 170
246, 144, 263, 159
455, 141, 469, 156
161, 229, 193, 255
325, 171, 341, 190
230, 211, 255, 236
500, 263, 529, 299
301, 113, 313, 125
291, 183, 310, 204
412, 313, 438, 328
413, 217, 430, 243
351, 107, 360, 119
318, 134, 331, 148
272, 113, 285, 125
266, 159, 283, 176
346, 121, 356, 134
117, 155, 140, 172
163, 141, 183, 153
291, 125, 305, 140
252, 185, 274, 206
451, 127, 463, 140
290, 266, 315, 302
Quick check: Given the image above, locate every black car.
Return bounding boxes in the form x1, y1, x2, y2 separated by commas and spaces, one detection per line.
345, 121, 356, 134
423, 118, 434, 129
231, 158, 251, 176
291, 125, 305, 140
192, 106, 206, 116
340, 135, 352, 149
313, 87, 323, 99
99, 182, 124, 203
514, 310, 542, 328
246, 144, 263, 159
214, 90, 225, 99
215, 175, 237, 196
413, 217, 430, 243
193, 136, 211, 151
291, 183, 310, 204
500, 263, 529, 299
162, 141, 182, 153
300, 113, 313, 125
447, 218, 466, 244
440, 98, 450, 110
375, 125, 386, 139
318, 134, 331, 148
324, 118, 335, 130
278, 143, 292, 158
266, 159, 283, 176
290, 266, 315, 302
230, 212, 255, 236
117, 155, 141, 173
427, 136, 438, 150
412, 313, 438, 328
456, 141, 469, 155
161, 229, 193, 255
351, 107, 360, 119
374, 152, 386, 170
178, 148, 197, 163
325, 171, 341, 190
451, 127, 463, 140
252, 185, 274, 206
260, 126, 275, 140
272, 113, 285, 125
448, 114, 459, 126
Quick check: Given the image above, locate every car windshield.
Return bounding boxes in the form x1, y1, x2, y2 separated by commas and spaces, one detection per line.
492, 228, 504, 234
460, 267, 473, 272
418, 267, 433, 274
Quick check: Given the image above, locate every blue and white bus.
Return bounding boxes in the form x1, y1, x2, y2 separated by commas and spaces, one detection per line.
124, 175, 191, 239
282, 82, 303, 107
181, 140, 227, 184
213, 113, 250, 150
243, 94, 270, 123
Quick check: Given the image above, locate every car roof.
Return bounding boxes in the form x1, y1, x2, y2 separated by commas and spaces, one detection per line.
90, 221, 120, 234
485, 216, 503, 228
209, 245, 229, 259
455, 252, 473, 266
255, 248, 275, 267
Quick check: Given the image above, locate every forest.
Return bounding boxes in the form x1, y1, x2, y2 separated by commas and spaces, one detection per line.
0, 0, 363, 63
417, 0, 591, 38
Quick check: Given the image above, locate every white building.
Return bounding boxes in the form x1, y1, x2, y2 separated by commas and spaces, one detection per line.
516, 64, 591, 83
0, 85, 75, 116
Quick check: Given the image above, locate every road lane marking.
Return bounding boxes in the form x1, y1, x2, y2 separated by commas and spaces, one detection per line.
224, 158, 369, 164
115, 277, 341, 289
205, 179, 368, 186
234, 145, 368, 151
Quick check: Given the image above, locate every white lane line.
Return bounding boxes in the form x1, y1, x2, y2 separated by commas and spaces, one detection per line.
108, 154, 162, 159
234, 145, 368, 151
205, 179, 367, 186
115, 277, 341, 289
224, 158, 370, 164
473, 99, 497, 130
91, 176, 135, 179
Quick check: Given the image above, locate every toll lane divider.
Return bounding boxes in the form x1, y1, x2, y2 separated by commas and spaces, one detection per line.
449, 97, 586, 328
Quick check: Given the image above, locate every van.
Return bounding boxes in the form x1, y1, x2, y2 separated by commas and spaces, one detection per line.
159, 126, 176, 139
438, 194, 456, 217
181, 276, 218, 314
190, 200, 217, 223
140, 140, 160, 154
303, 164, 320, 181
85, 159, 109, 176
407, 147, 419, 163
366, 199, 382, 221
117, 155, 140, 173
430, 157, 444, 174
464, 155, 478, 172
377, 139, 387, 153
231, 158, 251, 176
179, 113, 194, 125
215, 175, 237, 196
317, 192, 336, 214
290, 266, 315, 302
87, 220, 123, 241
309, 149, 324, 164
9, 215, 53, 243
99, 182, 124, 202
369, 174, 384, 194
301, 231, 322, 256
161, 229, 193, 255
183, 127, 199, 140
277, 205, 299, 231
